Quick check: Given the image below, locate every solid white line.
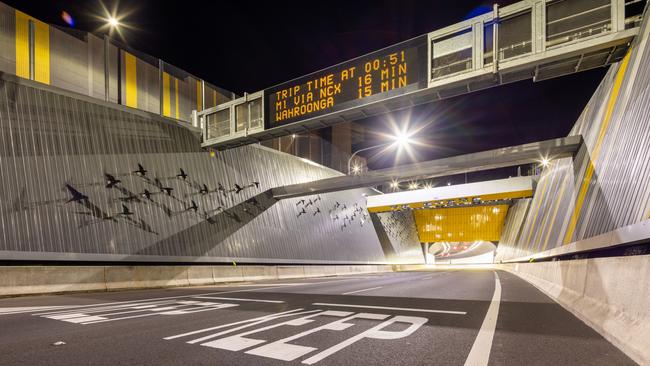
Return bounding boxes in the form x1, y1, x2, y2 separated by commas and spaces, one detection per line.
193, 296, 284, 303
311, 303, 466, 315
464, 271, 501, 366
342, 286, 383, 295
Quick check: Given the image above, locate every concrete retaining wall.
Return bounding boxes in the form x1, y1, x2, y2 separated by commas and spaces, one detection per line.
0, 264, 393, 297
499, 256, 650, 366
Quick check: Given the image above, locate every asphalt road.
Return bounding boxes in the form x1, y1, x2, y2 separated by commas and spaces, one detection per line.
0, 269, 636, 365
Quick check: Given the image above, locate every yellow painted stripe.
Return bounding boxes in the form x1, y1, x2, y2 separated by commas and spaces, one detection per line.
196, 80, 202, 111
33, 19, 49, 84
174, 78, 180, 119
162, 72, 171, 117
563, 51, 632, 244
523, 171, 552, 248
541, 173, 568, 251
15, 11, 30, 79
124, 52, 137, 108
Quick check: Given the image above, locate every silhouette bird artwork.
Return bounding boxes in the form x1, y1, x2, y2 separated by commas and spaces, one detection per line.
305, 199, 313, 207
251, 181, 260, 189
313, 208, 321, 216
233, 184, 245, 194
154, 178, 173, 196
141, 189, 154, 200
199, 184, 209, 195
177, 168, 188, 180
105, 173, 121, 189
119, 204, 133, 216
297, 208, 307, 217
186, 200, 198, 212
296, 199, 305, 206
218, 183, 227, 194
334, 202, 341, 209
133, 164, 147, 177
65, 184, 88, 203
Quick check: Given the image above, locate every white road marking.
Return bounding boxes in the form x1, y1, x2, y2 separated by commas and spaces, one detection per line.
342, 286, 383, 295
193, 296, 284, 303
0, 306, 70, 315
312, 303, 466, 315
163, 309, 308, 340
188, 310, 321, 344
245, 312, 387, 361
421, 275, 434, 280
301, 315, 428, 365
464, 271, 501, 366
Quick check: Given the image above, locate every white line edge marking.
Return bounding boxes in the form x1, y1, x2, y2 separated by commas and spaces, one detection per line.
193, 296, 284, 303
464, 271, 501, 366
342, 286, 383, 295
311, 303, 466, 315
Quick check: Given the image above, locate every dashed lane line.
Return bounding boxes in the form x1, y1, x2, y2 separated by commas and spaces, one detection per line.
311, 303, 466, 315
342, 286, 383, 295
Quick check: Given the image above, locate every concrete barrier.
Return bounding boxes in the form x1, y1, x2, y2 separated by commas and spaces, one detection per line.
105, 266, 190, 290
188, 266, 216, 286
0, 266, 106, 296
499, 255, 650, 366
0, 264, 401, 298
277, 266, 305, 279
212, 265, 244, 283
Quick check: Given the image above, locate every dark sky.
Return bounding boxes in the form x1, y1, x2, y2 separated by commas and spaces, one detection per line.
9, 0, 606, 168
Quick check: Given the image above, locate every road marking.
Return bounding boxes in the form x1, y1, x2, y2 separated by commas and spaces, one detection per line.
193, 296, 284, 303
187, 310, 321, 344
312, 303, 466, 315
421, 275, 434, 280
464, 271, 501, 366
0, 306, 70, 315
302, 315, 428, 365
164, 309, 308, 340
342, 286, 383, 295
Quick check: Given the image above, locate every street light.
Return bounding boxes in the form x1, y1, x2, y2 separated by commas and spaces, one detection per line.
347, 130, 414, 175
107, 16, 119, 28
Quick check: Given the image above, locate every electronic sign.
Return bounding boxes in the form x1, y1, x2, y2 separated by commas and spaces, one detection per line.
265, 35, 428, 128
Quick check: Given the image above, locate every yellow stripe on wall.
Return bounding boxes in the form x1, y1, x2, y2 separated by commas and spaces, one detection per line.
162, 72, 171, 117
563, 51, 632, 244
15, 11, 30, 79
196, 80, 202, 111
124, 52, 137, 108
33, 19, 49, 84
15, 10, 50, 84
174, 78, 180, 119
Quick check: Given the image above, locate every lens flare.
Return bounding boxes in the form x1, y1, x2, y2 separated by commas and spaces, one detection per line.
61, 11, 74, 27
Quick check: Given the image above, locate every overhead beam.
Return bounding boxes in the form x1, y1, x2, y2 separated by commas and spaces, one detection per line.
271, 135, 582, 200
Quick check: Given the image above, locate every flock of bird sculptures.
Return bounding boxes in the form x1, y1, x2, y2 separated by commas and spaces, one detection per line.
61, 163, 261, 233
55, 162, 370, 234
295, 196, 369, 231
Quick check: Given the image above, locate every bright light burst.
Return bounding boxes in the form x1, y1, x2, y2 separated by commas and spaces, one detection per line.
94, 1, 137, 42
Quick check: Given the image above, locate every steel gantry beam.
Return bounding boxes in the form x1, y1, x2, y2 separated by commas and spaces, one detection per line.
271, 135, 582, 200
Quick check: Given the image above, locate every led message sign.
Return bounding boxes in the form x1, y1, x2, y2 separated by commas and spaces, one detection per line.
265, 36, 427, 128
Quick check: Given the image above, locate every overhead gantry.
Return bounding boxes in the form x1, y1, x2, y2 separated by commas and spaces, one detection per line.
198, 0, 644, 150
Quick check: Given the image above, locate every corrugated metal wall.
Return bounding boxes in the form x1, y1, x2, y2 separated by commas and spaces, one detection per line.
0, 1, 233, 124
0, 74, 386, 263
497, 12, 650, 260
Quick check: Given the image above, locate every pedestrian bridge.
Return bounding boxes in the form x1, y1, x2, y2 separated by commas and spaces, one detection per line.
201, 0, 645, 150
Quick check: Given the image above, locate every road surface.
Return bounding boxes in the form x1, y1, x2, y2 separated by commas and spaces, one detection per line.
0, 269, 635, 365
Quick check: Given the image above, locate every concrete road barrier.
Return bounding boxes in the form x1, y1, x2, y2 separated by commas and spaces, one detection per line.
0, 263, 403, 298
0, 266, 106, 296
499, 255, 650, 366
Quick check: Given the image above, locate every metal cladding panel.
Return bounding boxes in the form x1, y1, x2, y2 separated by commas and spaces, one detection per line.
0, 3, 15, 75
497, 12, 650, 260
0, 75, 385, 263
49, 27, 88, 95
87, 34, 106, 100
375, 210, 423, 263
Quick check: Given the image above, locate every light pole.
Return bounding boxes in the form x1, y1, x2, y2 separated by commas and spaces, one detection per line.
347, 131, 413, 175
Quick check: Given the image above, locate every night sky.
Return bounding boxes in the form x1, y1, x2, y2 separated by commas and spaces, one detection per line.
9, 0, 607, 169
